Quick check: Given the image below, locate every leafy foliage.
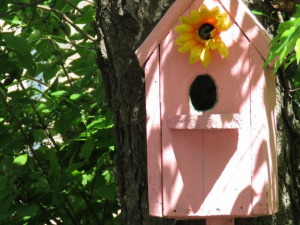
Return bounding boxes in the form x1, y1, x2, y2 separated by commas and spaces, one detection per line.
0, 1, 119, 224
264, 4, 300, 73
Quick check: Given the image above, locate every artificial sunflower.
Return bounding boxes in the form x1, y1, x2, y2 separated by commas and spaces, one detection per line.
174, 5, 232, 67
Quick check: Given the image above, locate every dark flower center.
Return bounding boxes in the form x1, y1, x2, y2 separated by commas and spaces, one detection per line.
198, 23, 215, 40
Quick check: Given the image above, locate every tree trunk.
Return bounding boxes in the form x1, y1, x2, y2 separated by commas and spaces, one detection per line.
95, 0, 300, 224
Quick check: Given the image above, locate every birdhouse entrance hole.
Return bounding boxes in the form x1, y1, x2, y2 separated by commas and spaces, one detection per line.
189, 74, 217, 111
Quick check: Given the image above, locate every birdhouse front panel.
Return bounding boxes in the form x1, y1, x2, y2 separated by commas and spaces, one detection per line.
137, 0, 277, 220
160, 0, 253, 217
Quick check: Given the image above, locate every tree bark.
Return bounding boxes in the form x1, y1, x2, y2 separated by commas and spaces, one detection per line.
95, 0, 300, 224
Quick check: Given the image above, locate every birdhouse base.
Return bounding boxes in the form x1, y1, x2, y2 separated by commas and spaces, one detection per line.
206, 218, 234, 225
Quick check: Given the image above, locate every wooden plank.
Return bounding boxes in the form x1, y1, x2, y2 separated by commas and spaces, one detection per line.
145, 47, 163, 217
248, 44, 278, 215
168, 114, 241, 129
266, 65, 279, 213
135, 0, 194, 68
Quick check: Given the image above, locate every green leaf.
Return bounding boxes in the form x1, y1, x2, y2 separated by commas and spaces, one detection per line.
2, 34, 36, 75
13, 154, 28, 166
11, 16, 20, 25
80, 139, 94, 161
73, 5, 94, 24
265, 14, 300, 73
82, 173, 94, 186
0, 176, 7, 191
102, 170, 111, 184
36, 177, 50, 192
96, 152, 109, 170
49, 150, 61, 181
296, 38, 300, 64
0, 189, 9, 201
0, 1, 8, 14
87, 117, 106, 130
16, 204, 39, 220
70, 93, 82, 100
0, 194, 17, 213
251, 10, 268, 17
0, 210, 14, 221
97, 183, 117, 201
28, 29, 41, 43
51, 90, 69, 97
3, 35, 28, 57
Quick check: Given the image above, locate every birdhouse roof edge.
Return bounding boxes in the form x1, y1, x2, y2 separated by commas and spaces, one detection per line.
136, 0, 272, 68
135, 0, 194, 68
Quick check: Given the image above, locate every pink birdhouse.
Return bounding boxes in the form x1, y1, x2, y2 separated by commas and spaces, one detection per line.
136, 0, 278, 223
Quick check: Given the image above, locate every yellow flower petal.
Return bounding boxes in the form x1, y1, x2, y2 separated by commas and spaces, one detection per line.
180, 10, 202, 26
200, 47, 211, 67
189, 45, 204, 64
189, 55, 200, 64
175, 33, 195, 45
174, 24, 194, 34
217, 13, 232, 31
210, 6, 220, 18
210, 29, 219, 38
190, 10, 201, 22
207, 39, 220, 50
178, 40, 198, 53
190, 45, 204, 58
221, 21, 232, 31
217, 40, 229, 58
199, 5, 210, 19
180, 16, 193, 24
218, 12, 226, 18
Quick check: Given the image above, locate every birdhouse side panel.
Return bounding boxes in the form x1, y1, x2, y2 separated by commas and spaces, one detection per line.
266, 65, 278, 213
145, 47, 163, 217
248, 45, 278, 215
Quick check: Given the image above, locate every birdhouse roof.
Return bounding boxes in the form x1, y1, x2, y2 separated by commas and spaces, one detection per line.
136, 0, 271, 68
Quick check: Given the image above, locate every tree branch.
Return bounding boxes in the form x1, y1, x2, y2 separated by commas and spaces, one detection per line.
37, 4, 97, 42
22, 75, 50, 87
64, 0, 84, 15
19, 82, 61, 152
48, 38, 74, 89
81, 192, 103, 225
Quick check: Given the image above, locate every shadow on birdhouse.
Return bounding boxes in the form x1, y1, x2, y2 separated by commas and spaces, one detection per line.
136, 0, 278, 223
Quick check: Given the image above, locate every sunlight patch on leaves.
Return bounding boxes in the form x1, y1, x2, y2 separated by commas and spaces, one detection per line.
13, 154, 28, 166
